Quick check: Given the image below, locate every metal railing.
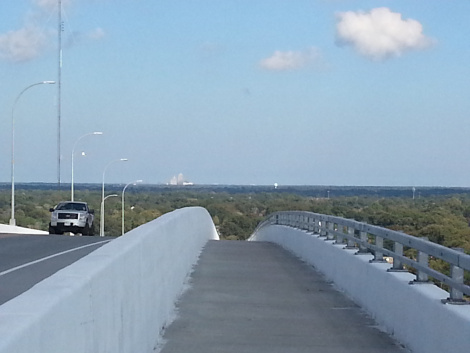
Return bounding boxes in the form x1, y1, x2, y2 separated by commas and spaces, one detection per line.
257, 211, 470, 304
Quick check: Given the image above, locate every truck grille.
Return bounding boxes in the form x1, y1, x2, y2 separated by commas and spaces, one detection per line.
58, 213, 79, 220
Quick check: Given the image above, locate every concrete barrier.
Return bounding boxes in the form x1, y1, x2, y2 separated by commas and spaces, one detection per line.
0, 206, 218, 353
249, 225, 470, 353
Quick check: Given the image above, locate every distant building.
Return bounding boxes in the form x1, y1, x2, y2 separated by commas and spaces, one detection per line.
168, 173, 194, 186
177, 173, 184, 185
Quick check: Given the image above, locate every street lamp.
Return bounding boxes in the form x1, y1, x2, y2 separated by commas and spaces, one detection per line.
100, 158, 128, 236
71, 131, 103, 201
10, 81, 56, 226
122, 179, 143, 235
100, 194, 118, 237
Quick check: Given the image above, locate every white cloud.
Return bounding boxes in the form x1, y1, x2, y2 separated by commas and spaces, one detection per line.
336, 7, 434, 61
260, 47, 323, 71
0, 0, 60, 62
33, 0, 72, 12
0, 0, 102, 62
0, 26, 48, 62
63, 27, 105, 49
88, 27, 106, 40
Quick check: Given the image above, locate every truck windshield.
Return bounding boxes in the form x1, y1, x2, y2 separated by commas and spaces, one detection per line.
56, 203, 87, 211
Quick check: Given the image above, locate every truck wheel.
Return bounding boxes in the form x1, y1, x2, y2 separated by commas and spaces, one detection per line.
48, 224, 55, 234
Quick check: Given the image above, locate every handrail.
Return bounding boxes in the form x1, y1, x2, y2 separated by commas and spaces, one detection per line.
256, 211, 470, 304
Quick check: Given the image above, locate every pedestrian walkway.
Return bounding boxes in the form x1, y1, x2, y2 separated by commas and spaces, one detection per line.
159, 240, 408, 353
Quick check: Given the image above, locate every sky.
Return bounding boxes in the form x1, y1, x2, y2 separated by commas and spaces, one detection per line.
0, 0, 469, 187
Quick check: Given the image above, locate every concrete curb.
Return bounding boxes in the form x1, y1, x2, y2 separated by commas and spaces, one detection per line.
0, 224, 48, 235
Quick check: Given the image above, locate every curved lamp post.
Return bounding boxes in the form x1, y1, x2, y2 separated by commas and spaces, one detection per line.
100, 194, 118, 237
71, 131, 103, 201
100, 158, 128, 236
122, 179, 143, 235
10, 81, 56, 226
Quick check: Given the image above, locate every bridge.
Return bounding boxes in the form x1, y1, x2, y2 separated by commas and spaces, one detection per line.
0, 207, 469, 352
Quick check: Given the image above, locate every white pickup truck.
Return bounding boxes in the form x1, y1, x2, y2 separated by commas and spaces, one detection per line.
49, 201, 95, 235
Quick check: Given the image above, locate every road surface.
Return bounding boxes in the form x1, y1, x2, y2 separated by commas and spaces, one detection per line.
0, 233, 112, 305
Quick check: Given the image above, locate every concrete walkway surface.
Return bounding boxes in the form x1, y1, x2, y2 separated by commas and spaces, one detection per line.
159, 240, 408, 353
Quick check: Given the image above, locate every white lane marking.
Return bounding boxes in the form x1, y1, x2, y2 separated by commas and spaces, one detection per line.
0, 240, 111, 277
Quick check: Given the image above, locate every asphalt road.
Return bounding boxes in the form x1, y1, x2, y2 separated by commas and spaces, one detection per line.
159, 240, 408, 353
0, 233, 112, 305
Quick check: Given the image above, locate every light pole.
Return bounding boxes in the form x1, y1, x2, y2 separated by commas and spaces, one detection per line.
100, 194, 118, 237
122, 179, 143, 235
71, 131, 103, 201
100, 158, 128, 236
10, 81, 56, 226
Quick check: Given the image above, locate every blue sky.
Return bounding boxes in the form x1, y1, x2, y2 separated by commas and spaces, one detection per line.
0, 0, 469, 186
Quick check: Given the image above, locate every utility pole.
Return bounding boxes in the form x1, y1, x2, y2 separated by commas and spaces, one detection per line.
57, 0, 63, 189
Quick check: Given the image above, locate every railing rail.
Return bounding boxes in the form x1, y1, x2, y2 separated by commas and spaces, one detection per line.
256, 211, 470, 304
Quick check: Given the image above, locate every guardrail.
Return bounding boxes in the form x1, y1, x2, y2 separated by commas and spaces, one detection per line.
257, 211, 470, 304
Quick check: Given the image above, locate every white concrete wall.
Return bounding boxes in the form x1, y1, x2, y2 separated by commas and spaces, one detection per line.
249, 225, 470, 353
0, 206, 218, 353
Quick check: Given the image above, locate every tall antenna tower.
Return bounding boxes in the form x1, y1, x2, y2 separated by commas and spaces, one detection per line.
57, 0, 63, 188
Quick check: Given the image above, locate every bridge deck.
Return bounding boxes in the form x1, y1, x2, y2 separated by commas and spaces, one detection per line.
159, 240, 407, 353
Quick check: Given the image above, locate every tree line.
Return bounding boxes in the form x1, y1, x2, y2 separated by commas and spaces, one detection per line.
0, 187, 468, 253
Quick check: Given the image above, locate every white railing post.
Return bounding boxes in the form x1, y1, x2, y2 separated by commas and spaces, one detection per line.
390, 242, 405, 271
327, 221, 335, 241
335, 223, 344, 245
448, 248, 465, 302
371, 236, 385, 262
346, 226, 356, 249
415, 237, 429, 282
308, 216, 314, 232
314, 218, 320, 234
357, 229, 369, 254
